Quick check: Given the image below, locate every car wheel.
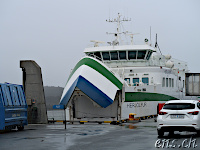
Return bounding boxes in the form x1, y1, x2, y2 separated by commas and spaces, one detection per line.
157, 129, 164, 137
17, 125, 24, 131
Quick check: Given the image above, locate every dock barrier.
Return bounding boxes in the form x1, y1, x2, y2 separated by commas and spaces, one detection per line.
48, 114, 157, 125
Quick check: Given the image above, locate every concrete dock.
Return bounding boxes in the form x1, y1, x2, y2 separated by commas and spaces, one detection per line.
0, 118, 199, 150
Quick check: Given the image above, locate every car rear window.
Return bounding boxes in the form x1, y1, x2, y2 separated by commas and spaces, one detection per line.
163, 103, 195, 110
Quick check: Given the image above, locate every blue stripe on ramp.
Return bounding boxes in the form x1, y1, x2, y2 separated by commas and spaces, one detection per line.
60, 76, 113, 108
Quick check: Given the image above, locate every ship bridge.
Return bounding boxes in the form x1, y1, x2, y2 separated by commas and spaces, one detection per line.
84, 45, 156, 62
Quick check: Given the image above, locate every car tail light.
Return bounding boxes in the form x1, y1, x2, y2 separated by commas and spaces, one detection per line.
188, 111, 199, 115
159, 112, 168, 115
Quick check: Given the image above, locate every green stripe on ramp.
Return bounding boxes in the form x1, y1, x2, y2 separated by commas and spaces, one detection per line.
67, 57, 123, 90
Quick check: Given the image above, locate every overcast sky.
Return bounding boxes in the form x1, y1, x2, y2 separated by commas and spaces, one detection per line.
0, 0, 200, 87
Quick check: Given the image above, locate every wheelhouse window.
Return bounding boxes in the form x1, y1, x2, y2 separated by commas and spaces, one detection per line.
146, 51, 152, 60
137, 50, 146, 59
125, 78, 130, 84
128, 51, 136, 59
110, 51, 118, 60
133, 78, 139, 86
94, 52, 101, 60
87, 52, 94, 57
88, 49, 154, 61
119, 51, 126, 60
142, 77, 149, 85
102, 52, 110, 60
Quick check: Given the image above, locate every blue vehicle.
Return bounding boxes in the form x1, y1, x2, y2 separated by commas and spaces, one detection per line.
0, 83, 28, 131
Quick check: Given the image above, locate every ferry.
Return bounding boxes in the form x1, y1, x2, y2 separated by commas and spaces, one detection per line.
59, 13, 197, 122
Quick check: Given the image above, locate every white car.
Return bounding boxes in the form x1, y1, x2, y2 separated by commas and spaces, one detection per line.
157, 100, 200, 136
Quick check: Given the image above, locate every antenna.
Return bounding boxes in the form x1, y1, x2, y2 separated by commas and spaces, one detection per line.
90, 40, 105, 47
127, 33, 139, 45
109, 5, 111, 20
155, 34, 157, 48
106, 13, 131, 45
155, 34, 162, 55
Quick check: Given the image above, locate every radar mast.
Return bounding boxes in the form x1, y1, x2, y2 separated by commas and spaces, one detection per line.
106, 13, 131, 45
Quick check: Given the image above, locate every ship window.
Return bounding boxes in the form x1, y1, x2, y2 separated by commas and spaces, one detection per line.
166, 78, 168, 87
162, 77, 165, 87
94, 52, 102, 60
110, 51, 118, 60
169, 78, 172, 87
102, 52, 110, 60
119, 51, 126, 60
125, 78, 130, 84
172, 78, 174, 87
137, 50, 146, 59
133, 78, 139, 86
142, 77, 149, 85
146, 51, 152, 60
128, 51, 136, 59
88, 53, 94, 57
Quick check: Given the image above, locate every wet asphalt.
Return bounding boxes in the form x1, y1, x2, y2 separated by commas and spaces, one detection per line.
0, 118, 199, 150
